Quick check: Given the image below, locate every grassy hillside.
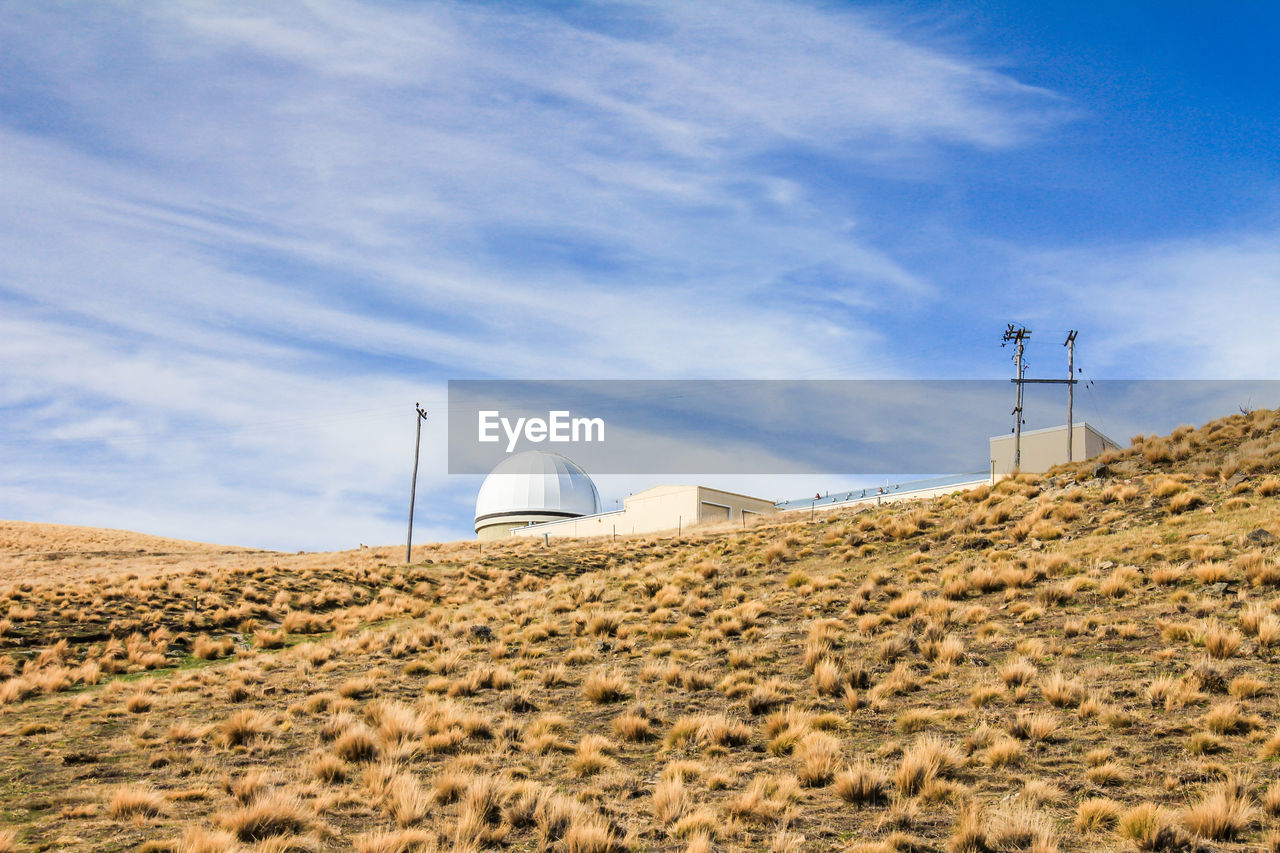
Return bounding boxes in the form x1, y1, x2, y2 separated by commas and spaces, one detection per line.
0, 521, 259, 585
3, 408, 1280, 852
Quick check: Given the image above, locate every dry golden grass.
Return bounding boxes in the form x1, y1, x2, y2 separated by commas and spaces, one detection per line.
5, 409, 1280, 850
894, 734, 961, 796
1076, 796, 1121, 832
108, 785, 167, 819
582, 668, 629, 703
1181, 777, 1257, 841
832, 761, 888, 806
0, 520, 254, 583
1119, 802, 1181, 850
794, 730, 840, 787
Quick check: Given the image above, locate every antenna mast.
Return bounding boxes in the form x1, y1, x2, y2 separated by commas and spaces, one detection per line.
1064, 330, 1077, 462
1001, 324, 1031, 471
1002, 326, 1080, 476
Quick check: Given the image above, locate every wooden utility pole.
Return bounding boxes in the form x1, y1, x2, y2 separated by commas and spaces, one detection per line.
1064, 330, 1077, 462
406, 404, 429, 564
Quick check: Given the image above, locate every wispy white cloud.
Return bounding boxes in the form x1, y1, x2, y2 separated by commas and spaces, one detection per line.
1006, 233, 1280, 379
0, 0, 1070, 546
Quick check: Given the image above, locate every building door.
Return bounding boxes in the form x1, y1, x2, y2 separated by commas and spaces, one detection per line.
700, 502, 730, 523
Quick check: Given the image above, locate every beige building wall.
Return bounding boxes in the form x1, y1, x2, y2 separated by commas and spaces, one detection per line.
509, 484, 777, 540
989, 423, 1118, 478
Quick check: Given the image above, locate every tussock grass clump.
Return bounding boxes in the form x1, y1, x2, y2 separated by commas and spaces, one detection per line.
192, 635, 235, 660
1075, 797, 1121, 832
1241, 553, 1280, 586
333, 723, 380, 762
1203, 701, 1258, 735
1101, 484, 1140, 503
1040, 669, 1084, 708
1008, 711, 1058, 743
811, 658, 844, 696
795, 731, 840, 787
886, 590, 924, 618
894, 735, 960, 797
764, 542, 792, 565
998, 657, 1036, 688
983, 737, 1022, 768
108, 785, 166, 819
312, 753, 348, 784
456, 774, 510, 846
1202, 622, 1243, 659
1084, 761, 1128, 787
1181, 777, 1257, 841
224, 771, 267, 805
218, 792, 313, 842
583, 669, 629, 703
695, 713, 751, 748
832, 761, 888, 806
218, 709, 273, 747
922, 635, 964, 665
612, 709, 653, 742
969, 683, 1005, 709
353, 829, 435, 853
1264, 781, 1280, 817
562, 816, 626, 852
747, 679, 786, 715
1189, 732, 1224, 755
1100, 567, 1138, 597
385, 773, 432, 827
1192, 561, 1229, 584
1119, 803, 1182, 851
724, 774, 797, 824
1020, 778, 1064, 808
1258, 615, 1280, 650
948, 803, 1057, 853
872, 662, 919, 698
125, 692, 153, 713
652, 774, 686, 825
586, 610, 621, 637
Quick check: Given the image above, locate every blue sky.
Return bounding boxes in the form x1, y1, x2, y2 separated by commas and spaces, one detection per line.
2, 1, 1279, 549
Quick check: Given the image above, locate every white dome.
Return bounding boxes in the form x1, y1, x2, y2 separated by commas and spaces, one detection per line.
474, 451, 601, 532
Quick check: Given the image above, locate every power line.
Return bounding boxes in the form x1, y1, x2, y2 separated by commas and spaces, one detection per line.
1078, 366, 1114, 444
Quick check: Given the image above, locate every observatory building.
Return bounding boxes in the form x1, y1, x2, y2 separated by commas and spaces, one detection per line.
474, 451, 601, 541
474, 422, 1117, 542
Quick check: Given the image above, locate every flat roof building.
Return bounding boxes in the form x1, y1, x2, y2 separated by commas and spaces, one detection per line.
989, 422, 1118, 478
510, 484, 777, 541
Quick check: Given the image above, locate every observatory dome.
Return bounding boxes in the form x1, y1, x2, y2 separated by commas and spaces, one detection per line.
474, 451, 601, 540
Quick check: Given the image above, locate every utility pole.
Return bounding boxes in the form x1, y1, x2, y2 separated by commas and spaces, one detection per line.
1002, 326, 1080, 476
405, 403, 429, 564
1064, 330, 1077, 462
1002, 325, 1031, 471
